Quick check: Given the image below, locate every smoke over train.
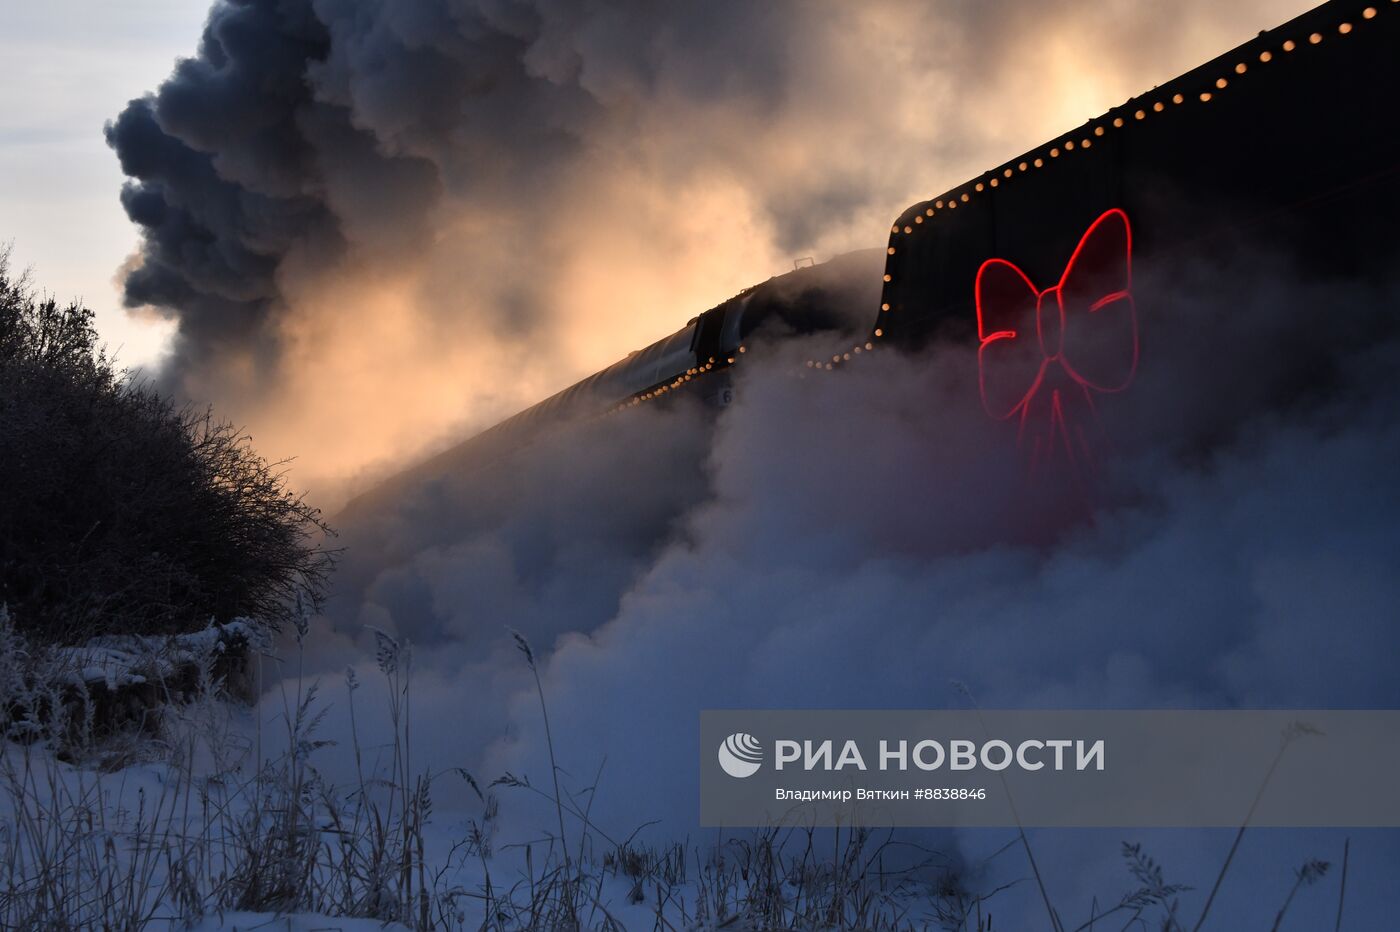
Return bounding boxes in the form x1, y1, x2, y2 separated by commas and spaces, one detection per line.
337, 0, 1399, 541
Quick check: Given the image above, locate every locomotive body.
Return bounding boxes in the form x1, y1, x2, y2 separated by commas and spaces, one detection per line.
876, 1, 1400, 352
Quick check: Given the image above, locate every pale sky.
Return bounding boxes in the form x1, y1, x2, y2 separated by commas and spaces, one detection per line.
0, 0, 209, 373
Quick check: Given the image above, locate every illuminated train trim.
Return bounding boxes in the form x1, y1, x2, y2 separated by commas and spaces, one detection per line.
468, 0, 1395, 436
817, 0, 1392, 374
613, 1, 1394, 406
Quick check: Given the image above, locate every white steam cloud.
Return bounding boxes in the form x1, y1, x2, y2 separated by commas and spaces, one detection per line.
261, 244, 1400, 924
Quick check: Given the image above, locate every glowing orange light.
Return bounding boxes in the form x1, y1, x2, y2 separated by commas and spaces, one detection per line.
1050, 148, 1060, 157
1309, 31, 1322, 43
1283, 39, 1297, 51
883, 274, 892, 282
1200, 92, 1212, 101
1260, 50, 1273, 62
881, 303, 890, 311
1172, 93, 1184, 104
874, 328, 883, 337
1134, 109, 1146, 120
1363, 7, 1376, 18
1094, 126, 1104, 136
903, 226, 912, 233
1339, 22, 1352, 33
1034, 158, 1044, 168
961, 193, 970, 202
1235, 62, 1247, 74
1215, 77, 1228, 88
991, 178, 1000, 187
915, 216, 923, 224
1113, 117, 1124, 127
888, 247, 896, 255
1152, 101, 1164, 112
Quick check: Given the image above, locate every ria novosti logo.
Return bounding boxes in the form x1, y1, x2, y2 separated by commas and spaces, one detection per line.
717, 733, 763, 778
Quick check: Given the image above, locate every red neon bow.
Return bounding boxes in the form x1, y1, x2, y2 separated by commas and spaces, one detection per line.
975, 208, 1138, 472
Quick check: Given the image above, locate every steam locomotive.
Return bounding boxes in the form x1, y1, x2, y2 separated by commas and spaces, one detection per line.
341, 0, 1399, 517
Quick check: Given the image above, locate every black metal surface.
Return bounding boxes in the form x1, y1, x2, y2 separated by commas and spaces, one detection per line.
877, 1, 1400, 349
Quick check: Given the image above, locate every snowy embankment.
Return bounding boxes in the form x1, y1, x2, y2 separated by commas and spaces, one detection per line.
3, 619, 949, 930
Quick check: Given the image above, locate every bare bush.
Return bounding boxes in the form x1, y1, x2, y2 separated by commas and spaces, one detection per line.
0, 247, 334, 643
